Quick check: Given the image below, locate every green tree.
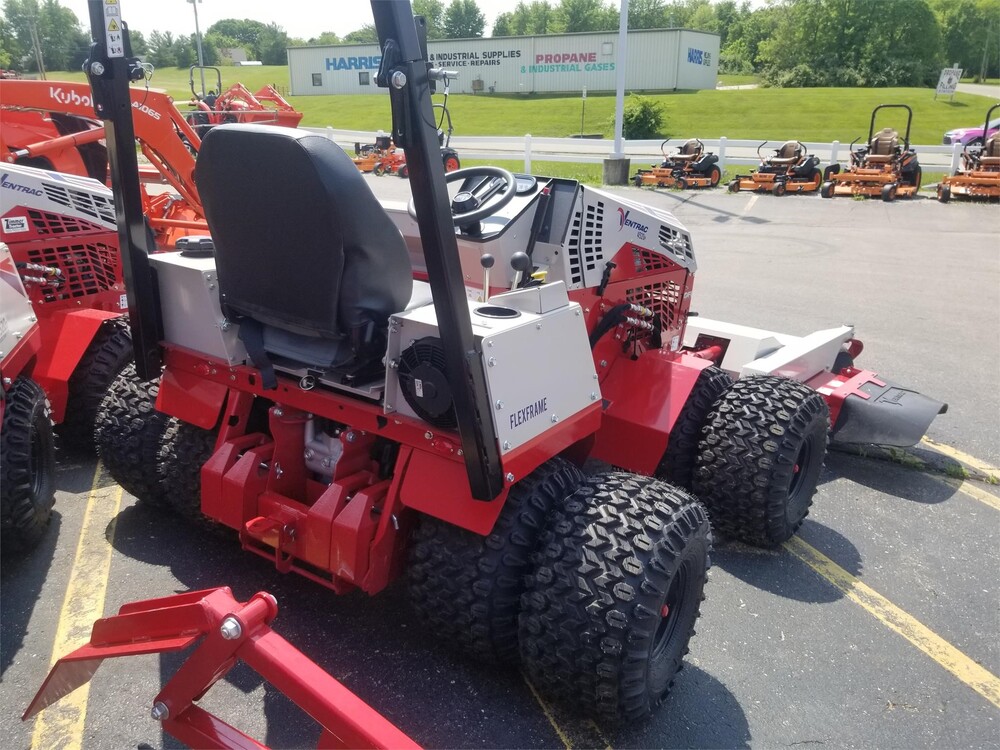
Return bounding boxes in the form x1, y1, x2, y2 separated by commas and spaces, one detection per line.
0, 16, 24, 69
443, 0, 486, 38
306, 31, 342, 45
931, 0, 1000, 79
414, 0, 446, 39
146, 30, 174, 67
3, 0, 89, 72
492, 2, 554, 36
757, 0, 942, 87
551, 0, 617, 33
256, 23, 290, 65
343, 24, 378, 44
629, 0, 667, 30
128, 28, 148, 58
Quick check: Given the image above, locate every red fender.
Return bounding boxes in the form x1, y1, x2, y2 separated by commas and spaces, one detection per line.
156, 363, 230, 430
590, 350, 711, 476
33, 309, 121, 423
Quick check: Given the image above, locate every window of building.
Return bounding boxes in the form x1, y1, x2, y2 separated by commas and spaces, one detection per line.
359, 72, 371, 86
312, 73, 322, 86
602, 42, 614, 56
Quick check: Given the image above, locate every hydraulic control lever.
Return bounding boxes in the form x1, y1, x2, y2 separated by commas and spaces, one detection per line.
480, 253, 494, 301
510, 252, 531, 289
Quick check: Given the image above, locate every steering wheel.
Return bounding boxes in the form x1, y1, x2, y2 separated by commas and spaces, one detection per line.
408, 166, 516, 226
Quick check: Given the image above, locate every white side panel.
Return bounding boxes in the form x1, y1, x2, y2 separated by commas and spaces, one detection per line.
675, 31, 719, 90
0, 163, 115, 232
149, 252, 247, 365
384, 294, 598, 452
0, 242, 36, 361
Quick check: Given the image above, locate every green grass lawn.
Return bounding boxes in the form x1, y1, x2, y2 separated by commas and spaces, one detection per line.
46, 65, 997, 145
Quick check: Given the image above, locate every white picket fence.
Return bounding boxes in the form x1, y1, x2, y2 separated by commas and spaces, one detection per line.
304, 127, 966, 175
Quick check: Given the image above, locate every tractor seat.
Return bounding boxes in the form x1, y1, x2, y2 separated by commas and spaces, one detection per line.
769, 141, 802, 166
671, 139, 703, 162
865, 127, 899, 163
980, 133, 1000, 167
196, 124, 413, 385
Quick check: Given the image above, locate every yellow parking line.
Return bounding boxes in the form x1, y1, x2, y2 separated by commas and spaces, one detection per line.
920, 437, 1000, 481
945, 479, 1000, 512
784, 536, 1000, 710
522, 672, 573, 750
31, 463, 124, 750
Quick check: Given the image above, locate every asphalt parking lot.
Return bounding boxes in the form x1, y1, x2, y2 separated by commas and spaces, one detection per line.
2, 181, 998, 749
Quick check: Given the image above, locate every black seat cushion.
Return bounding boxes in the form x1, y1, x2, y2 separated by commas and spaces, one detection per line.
196, 124, 412, 340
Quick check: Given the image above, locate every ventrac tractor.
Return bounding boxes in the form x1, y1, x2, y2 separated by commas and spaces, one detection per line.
59, 0, 944, 737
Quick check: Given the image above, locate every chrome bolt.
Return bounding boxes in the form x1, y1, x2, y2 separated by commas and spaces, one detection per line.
150, 701, 169, 721
536, 323, 542, 330
502, 441, 511, 450
345, 431, 357, 443
600, 360, 608, 368
391, 70, 407, 89
220, 617, 242, 640
28, 315, 37, 323
90, 61, 105, 75
2, 377, 11, 387
487, 340, 494, 347
590, 392, 598, 400
388, 359, 399, 369
220, 319, 232, 331
424, 431, 434, 440
304, 449, 315, 460
551, 414, 559, 423
488, 357, 497, 367
274, 462, 283, 478
495, 400, 504, 410
273, 407, 283, 417
457, 449, 464, 456
505, 472, 515, 483
283, 524, 296, 540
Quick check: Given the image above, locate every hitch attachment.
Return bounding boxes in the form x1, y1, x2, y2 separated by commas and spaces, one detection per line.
23, 587, 419, 750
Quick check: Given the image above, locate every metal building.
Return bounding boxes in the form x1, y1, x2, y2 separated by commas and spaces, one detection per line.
287, 29, 719, 96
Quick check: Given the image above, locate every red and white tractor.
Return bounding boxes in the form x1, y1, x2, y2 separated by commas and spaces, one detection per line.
30, 0, 944, 743
1, 241, 55, 554
0, 162, 133, 452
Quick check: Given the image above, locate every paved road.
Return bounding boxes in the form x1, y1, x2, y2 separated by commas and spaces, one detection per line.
2, 179, 998, 750
957, 82, 1000, 100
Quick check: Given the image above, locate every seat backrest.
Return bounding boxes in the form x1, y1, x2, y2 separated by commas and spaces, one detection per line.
869, 127, 899, 156
984, 132, 1000, 158
196, 124, 412, 340
776, 141, 800, 159
678, 139, 702, 155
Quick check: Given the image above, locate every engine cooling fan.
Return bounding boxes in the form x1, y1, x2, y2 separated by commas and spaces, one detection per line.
396, 337, 456, 429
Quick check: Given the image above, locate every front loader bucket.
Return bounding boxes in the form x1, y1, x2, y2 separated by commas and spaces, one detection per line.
24, 587, 419, 750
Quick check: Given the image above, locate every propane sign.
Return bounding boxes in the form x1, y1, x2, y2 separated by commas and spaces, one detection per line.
936, 67, 962, 98
290, 28, 719, 96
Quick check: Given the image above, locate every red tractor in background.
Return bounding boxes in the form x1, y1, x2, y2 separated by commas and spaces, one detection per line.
0, 162, 132, 453
1, 241, 56, 554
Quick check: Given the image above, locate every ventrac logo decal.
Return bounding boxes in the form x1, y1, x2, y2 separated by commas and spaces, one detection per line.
1, 173, 43, 196
617, 208, 648, 239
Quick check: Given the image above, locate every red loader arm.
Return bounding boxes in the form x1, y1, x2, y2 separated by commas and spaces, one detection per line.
23, 587, 419, 750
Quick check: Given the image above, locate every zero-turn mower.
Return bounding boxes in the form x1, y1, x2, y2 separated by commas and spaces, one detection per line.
633, 138, 722, 189
821, 104, 922, 201
728, 140, 836, 195
35, 0, 945, 742
938, 103, 1000, 203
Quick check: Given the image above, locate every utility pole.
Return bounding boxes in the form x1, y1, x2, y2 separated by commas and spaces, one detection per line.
188, 0, 206, 96
27, 17, 46, 80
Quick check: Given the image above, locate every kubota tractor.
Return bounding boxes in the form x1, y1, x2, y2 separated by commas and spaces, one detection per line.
821, 104, 922, 201
633, 138, 722, 189
0, 241, 56, 554
938, 103, 1000, 203
74, 0, 942, 735
185, 65, 303, 139
728, 140, 835, 196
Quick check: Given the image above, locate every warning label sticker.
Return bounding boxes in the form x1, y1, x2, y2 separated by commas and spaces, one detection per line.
104, 0, 124, 57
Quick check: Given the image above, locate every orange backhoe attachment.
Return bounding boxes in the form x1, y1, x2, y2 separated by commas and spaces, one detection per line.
23, 587, 419, 750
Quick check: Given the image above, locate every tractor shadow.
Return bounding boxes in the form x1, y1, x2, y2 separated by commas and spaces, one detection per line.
109, 503, 749, 749
0, 513, 61, 679
824, 449, 960, 506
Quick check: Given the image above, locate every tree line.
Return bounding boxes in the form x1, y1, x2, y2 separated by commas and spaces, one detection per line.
2, 0, 998, 85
